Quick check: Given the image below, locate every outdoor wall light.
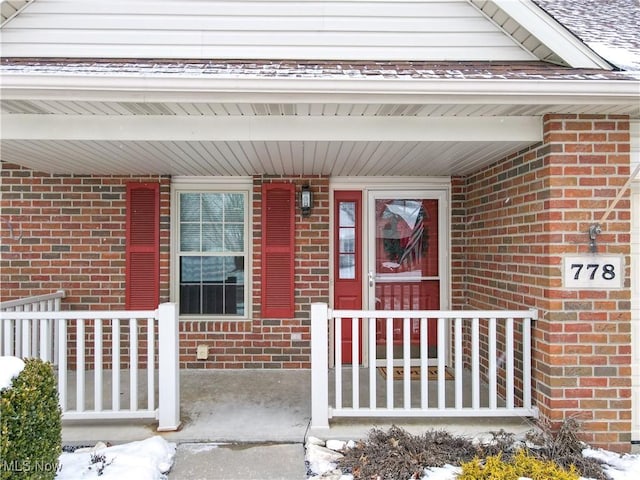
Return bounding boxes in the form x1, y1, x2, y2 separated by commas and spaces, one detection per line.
300, 184, 313, 217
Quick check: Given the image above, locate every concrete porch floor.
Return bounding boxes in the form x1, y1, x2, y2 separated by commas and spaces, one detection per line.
61, 369, 538, 445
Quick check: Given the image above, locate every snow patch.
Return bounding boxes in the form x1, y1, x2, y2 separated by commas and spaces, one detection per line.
56, 436, 176, 480
0, 356, 25, 390
583, 448, 640, 480
588, 42, 640, 72
180, 443, 221, 454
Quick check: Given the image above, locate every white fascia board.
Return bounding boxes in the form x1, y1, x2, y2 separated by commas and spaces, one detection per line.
1, 115, 542, 143
491, 0, 612, 69
1, 74, 638, 105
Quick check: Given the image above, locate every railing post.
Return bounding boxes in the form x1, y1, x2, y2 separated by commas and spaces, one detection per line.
157, 302, 181, 431
311, 302, 330, 432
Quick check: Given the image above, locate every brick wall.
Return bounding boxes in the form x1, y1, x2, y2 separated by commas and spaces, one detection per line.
0, 163, 171, 307
453, 114, 632, 451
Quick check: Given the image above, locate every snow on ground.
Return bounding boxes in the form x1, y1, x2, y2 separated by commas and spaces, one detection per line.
56, 436, 176, 480
0, 356, 25, 390
584, 448, 640, 480
305, 436, 640, 480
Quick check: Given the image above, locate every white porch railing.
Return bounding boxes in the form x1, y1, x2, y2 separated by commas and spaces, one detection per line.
0, 290, 66, 362
0, 300, 180, 431
311, 303, 538, 431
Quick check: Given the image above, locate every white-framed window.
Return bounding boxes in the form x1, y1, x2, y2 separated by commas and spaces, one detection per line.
171, 178, 252, 319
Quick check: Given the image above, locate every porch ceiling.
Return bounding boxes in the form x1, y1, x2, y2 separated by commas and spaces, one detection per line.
1, 110, 543, 177
2, 64, 638, 177
2, 101, 638, 178
0, 103, 622, 177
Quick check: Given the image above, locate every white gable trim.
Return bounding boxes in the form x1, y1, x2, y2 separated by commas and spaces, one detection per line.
491, 0, 612, 69
0, 0, 32, 27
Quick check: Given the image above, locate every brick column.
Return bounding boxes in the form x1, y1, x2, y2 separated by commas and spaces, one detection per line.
458, 114, 632, 451
536, 114, 631, 450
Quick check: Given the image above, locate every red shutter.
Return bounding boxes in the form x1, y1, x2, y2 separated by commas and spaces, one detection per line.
125, 183, 160, 310
261, 183, 295, 318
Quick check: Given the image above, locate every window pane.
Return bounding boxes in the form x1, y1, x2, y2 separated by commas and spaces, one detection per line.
180, 193, 200, 221
202, 224, 223, 252
339, 254, 355, 279
224, 194, 244, 222
339, 202, 355, 227
229, 256, 245, 284
180, 224, 201, 251
202, 194, 223, 222
339, 227, 355, 253
202, 256, 224, 282
225, 224, 244, 251
180, 256, 201, 282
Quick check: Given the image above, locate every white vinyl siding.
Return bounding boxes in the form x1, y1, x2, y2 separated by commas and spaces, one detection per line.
0, 0, 536, 61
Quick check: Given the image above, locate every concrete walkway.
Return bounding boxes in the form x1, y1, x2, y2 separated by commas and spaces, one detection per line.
168, 443, 306, 480
62, 370, 311, 479
61, 369, 536, 480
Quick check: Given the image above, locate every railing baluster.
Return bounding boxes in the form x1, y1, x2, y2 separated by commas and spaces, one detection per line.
147, 317, 155, 411
437, 317, 445, 409
0, 317, 4, 356
34, 302, 44, 355
352, 317, 359, 410
5, 314, 14, 356
21, 309, 31, 357
523, 316, 532, 410
130, 317, 138, 411
385, 317, 393, 409
420, 317, 428, 409
472, 317, 480, 410
506, 317, 515, 411
368, 316, 376, 410
489, 317, 497, 410
58, 319, 67, 412
112, 318, 121, 411
403, 317, 411, 409
335, 316, 342, 410
76, 318, 85, 412
95, 318, 103, 411
454, 317, 462, 409
39, 317, 50, 362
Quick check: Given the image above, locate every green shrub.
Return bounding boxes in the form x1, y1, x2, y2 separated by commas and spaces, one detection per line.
1, 358, 62, 480
459, 449, 580, 480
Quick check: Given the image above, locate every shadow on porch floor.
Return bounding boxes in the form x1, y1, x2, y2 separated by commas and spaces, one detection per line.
61, 369, 537, 445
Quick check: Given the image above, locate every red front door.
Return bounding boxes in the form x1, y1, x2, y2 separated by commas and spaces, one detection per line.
333, 191, 363, 364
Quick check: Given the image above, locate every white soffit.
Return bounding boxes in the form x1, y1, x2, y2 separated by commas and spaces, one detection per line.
0, 115, 542, 176
0, 139, 538, 177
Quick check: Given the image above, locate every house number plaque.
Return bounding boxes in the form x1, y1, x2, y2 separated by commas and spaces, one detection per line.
562, 255, 624, 289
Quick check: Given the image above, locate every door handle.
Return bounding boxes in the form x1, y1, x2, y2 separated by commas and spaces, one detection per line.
368, 271, 375, 287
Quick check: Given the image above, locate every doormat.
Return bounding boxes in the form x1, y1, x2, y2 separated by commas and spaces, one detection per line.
378, 366, 454, 381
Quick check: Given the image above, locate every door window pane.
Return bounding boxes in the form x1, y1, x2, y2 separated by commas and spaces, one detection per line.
338, 201, 356, 279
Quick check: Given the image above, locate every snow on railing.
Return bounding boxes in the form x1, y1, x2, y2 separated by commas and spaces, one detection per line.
310, 303, 538, 432
0, 290, 65, 362
0, 302, 180, 431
